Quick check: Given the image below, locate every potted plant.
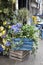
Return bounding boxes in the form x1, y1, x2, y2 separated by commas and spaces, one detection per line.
5, 23, 38, 54
13, 8, 31, 25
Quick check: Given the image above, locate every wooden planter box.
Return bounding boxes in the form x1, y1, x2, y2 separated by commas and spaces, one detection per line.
9, 50, 29, 61
9, 38, 33, 61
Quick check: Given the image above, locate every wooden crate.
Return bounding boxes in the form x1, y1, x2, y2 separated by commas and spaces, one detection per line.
9, 50, 29, 61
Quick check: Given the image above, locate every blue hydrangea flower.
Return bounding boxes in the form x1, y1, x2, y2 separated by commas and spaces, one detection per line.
0, 45, 3, 52
5, 41, 11, 47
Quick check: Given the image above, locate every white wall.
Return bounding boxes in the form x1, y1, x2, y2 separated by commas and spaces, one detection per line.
40, 0, 42, 15
16, 0, 18, 10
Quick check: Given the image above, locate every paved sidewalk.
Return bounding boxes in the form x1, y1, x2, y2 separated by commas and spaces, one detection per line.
0, 56, 16, 65
15, 39, 43, 65
0, 39, 43, 65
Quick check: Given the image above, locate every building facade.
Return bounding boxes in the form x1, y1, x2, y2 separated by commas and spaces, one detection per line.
39, 0, 43, 15
0, 0, 42, 15
15, 0, 40, 15
29, 0, 40, 15
42, 0, 43, 14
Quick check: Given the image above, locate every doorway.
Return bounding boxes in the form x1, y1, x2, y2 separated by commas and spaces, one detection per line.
18, 0, 26, 9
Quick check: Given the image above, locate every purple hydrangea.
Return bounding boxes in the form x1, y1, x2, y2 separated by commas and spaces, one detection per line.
11, 24, 21, 34
5, 41, 11, 47
14, 28, 21, 33
11, 25, 17, 30
16, 23, 22, 28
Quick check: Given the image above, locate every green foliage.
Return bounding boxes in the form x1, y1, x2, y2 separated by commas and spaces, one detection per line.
0, 0, 13, 22
21, 24, 39, 54
13, 8, 31, 24
18, 8, 29, 22
0, 0, 12, 10
21, 24, 38, 39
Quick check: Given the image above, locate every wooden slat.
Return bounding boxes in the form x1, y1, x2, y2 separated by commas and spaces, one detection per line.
9, 51, 29, 61
9, 50, 29, 56
9, 52, 29, 58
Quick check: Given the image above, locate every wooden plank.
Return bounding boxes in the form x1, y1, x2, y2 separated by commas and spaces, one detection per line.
9, 51, 29, 61
9, 56, 23, 61
9, 50, 29, 56
9, 52, 29, 58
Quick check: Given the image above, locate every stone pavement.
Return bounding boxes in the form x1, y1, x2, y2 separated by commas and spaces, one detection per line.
0, 56, 16, 65
0, 39, 43, 65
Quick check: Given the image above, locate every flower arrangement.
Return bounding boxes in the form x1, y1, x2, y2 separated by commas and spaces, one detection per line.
0, 20, 12, 55
0, 8, 39, 55
0, 19, 39, 54
5, 23, 38, 53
